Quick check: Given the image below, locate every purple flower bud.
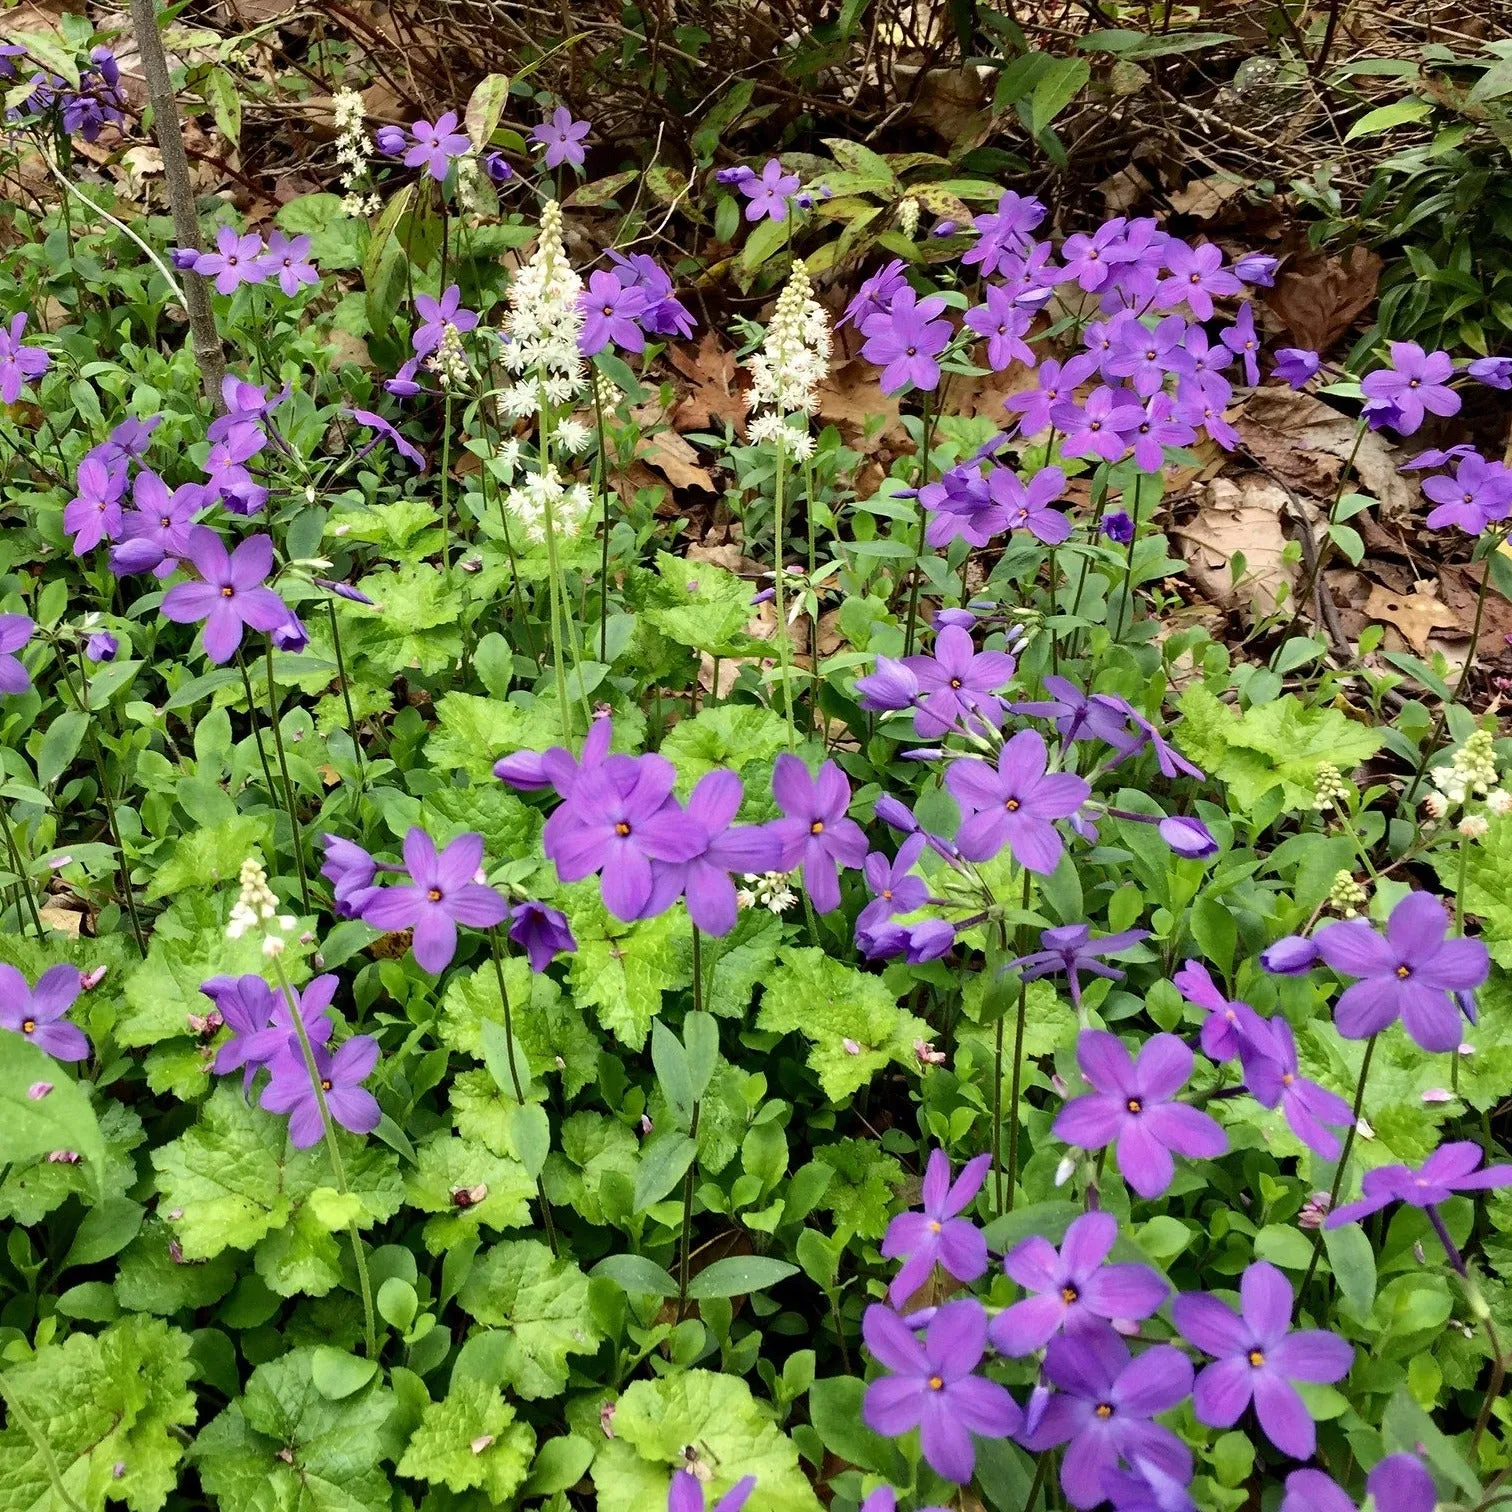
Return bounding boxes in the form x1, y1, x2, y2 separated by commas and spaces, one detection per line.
1468, 356, 1512, 390
170, 247, 201, 270
900, 747, 947, 761
483, 150, 514, 184
715, 165, 755, 185
1100, 510, 1134, 544
931, 219, 957, 237
854, 655, 918, 712
1158, 815, 1217, 858
1234, 252, 1279, 287
85, 631, 118, 662
1261, 935, 1320, 975
314, 577, 376, 605
272, 614, 309, 652
493, 749, 551, 789
905, 919, 955, 962
80, 964, 108, 990
874, 794, 918, 834
932, 607, 976, 630
375, 124, 408, 156
749, 586, 776, 605
795, 191, 815, 210
27, 1081, 52, 1100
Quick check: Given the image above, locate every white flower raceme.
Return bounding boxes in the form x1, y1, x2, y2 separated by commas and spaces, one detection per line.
428, 323, 470, 389
333, 90, 380, 218
553, 418, 591, 454
897, 196, 920, 239
501, 198, 585, 404
1459, 813, 1490, 839
1434, 728, 1499, 805
503, 464, 592, 544
748, 413, 815, 459
1312, 761, 1348, 811
226, 856, 279, 940
746, 258, 830, 419
1487, 788, 1512, 816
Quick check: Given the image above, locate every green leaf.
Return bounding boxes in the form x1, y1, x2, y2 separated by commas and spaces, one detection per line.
632, 1133, 698, 1211
1254, 1223, 1315, 1270
457, 1240, 602, 1398
808, 1376, 896, 1475
0, 1033, 106, 1193
686, 1256, 797, 1299
1345, 98, 1432, 141
193, 1348, 396, 1512
38, 711, 89, 790
63, 1196, 144, 1269
652, 1017, 693, 1125
523, 1434, 595, 1496
566, 890, 690, 1049
203, 67, 242, 145
756, 947, 932, 1101
981, 1200, 1082, 1255
594, 1370, 822, 1512
403, 1133, 536, 1254
1026, 57, 1090, 136
0, 1317, 196, 1512
463, 73, 511, 150
143, 816, 271, 902
396, 1376, 535, 1500
114, 1218, 238, 1315
590, 1253, 679, 1297
812, 1138, 903, 1241
543, 1112, 640, 1224
1323, 1223, 1377, 1316
310, 1347, 378, 1401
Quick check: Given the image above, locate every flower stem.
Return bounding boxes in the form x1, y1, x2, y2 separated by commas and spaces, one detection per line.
1114, 473, 1143, 641
1300, 1032, 1378, 1297
1021, 1452, 1050, 1511
325, 599, 366, 798
675, 1098, 701, 1325
1003, 867, 1034, 1214
0, 799, 44, 938
771, 438, 797, 750
902, 389, 935, 658
269, 952, 376, 1358
486, 927, 559, 1256
440, 390, 453, 573
236, 650, 279, 805
0, 1368, 90, 1512
591, 376, 613, 663
263, 640, 311, 914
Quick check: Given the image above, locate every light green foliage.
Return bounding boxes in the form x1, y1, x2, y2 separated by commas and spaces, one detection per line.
404, 1133, 536, 1252
395, 1377, 535, 1501
542, 1112, 640, 1223
565, 889, 691, 1048
812, 1138, 905, 1240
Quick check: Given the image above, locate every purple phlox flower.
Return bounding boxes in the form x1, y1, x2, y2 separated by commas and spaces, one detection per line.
1313, 889, 1488, 1052
413, 284, 479, 358
260, 231, 318, 297
405, 111, 471, 180
861, 288, 952, 395
946, 730, 1090, 874
1006, 925, 1150, 1008
1234, 252, 1279, 287
361, 828, 509, 972
375, 124, 408, 156
1102, 511, 1135, 544
1053, 1030, 1226, 1198
1172, 959, 1265, 1062
1326, 1140, 1512, 1228
1056, 219, 1133, 293
1158, 815, 1217, 858
1080, 318, 1119, 372
261, 1032, 381, 1146
1360, 341, 1460, 435
920, 464, 1003, 549
160, 528, 290, 664
0, 45, 26, 82
840, 258, 907, 329
855, 654, 920, 714
986, 463, 1071, 544
1005, 353, 1097, 437
204, 421, 266, 479
1367, 1454, 1437, 1512
1172, 383, 1238, 452
1018, 675, 1135, 753
1261, 934, 1320, 975
1424, 451, 1512, 534
1281, 1470, 1354, 1512
768, 754, 868, 913
990, 1210, 1169, 1356
85, 631, 118, 663
64, 455, 128, 554
508, 899, 577, 972
667, 1469, 756, 1512
62, 50, 126, 141
1400, 442, 1477, 472
320, 833, 391, 918
0, 615, 35, 695
880, 1149, 990, 1304
1129, 392, 1195, 475
1106, 314, 1189, 399
1097, 222, 1169, 314
995, 242, 1060, 312
1273, 348, 1321, 389
861, 1299, 1022, 1483
112, 473, 204, 578
579, 268, 651, 356
1102, 1459, 1196, 1512
0, 964, 89, 1061
873, 793, 960, 865
858, 1491, 897, 1512
205, 973, 336, 1093
272, 613, 309, 652
0, 312, 49, 403
208, 376, 285, 443
1170, 324, 1234, 386
647, 768, 785, 935
94, 414, 161, 467
1239, 1015, 1354, 1159
964, 191, 1046, 275
347, 407, 428, 470
543, 753, 706, 920
714, 164, 755, 187
496, 715, 614, 797
531, 105, 591, 169
1175, 1259, 1353, 1459
857, 833, 930, 936
1114, 706, 1204, 781
607, 249, 695, 338
1054, 386, 1143, 463
315, 577, 375, 606
1155, 240, 1242, 321
1362, 394, 1406, 432
385, 357, 430, 400
902, 624, 1016, 738
964, 286, 1034, 372
737, 157, 799, 221
859, 917, 956, 964
1467, 355, 1512, 390
195, 224, 269, 295
1220, 303, 1262, 386
1021, 1327, 1193, 1510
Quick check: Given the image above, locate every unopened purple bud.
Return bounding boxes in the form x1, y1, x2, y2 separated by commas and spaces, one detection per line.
931, 220, 957, 237
932, 607, 976, 630
170, 247, 201, 270
1260, 934, 1319, 975
874, 794, 918, 834
750, 587, 776, 605
1298, 1191, 1331, 1229
375, 124, 408, 156
314, 577, 376, 605
1158, 814, 1217, 858
1234, 252, 1279, 287
494, 749, 550, 789
1023, 1385, 1051, 1438
483, 150, 513, 184
795, 192, 815, 210
900, 747, 947, 762
272, 614, 309, 652
86, 631, 118, 662
80, 965, 108, 990
715, 165, 754, 186
905, 919, 955, 963
27, 1081, 52, 1100
1100, 510, 1134, 544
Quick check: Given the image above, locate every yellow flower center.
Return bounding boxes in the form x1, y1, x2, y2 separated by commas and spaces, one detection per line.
1126, 1098, 1142, 1114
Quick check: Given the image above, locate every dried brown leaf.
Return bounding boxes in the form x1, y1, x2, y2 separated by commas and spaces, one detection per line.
1172, 475, 1295, 619
669, 333, 749, 436
1363, 581, 1462, 654
639, 429, 715, 493
1267, 246, 1381, 354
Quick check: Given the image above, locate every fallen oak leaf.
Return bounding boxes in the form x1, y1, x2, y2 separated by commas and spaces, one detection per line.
1363, 581, 1462, 654
669, 332, 749, 436
638, 429, 715, 493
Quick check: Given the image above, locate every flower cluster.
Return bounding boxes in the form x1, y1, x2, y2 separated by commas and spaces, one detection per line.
0, 313, 50, 405
746, 259, 831, 425
176, 225, 318, 298
10, 43, 126, 141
